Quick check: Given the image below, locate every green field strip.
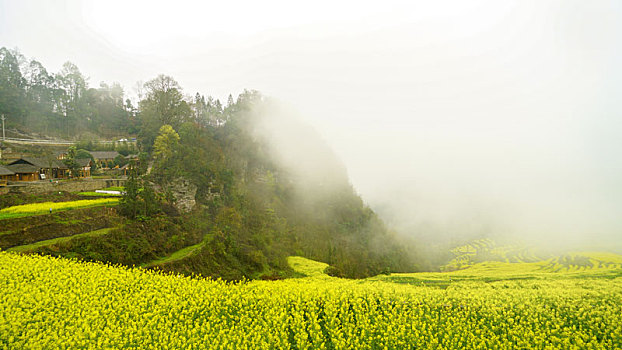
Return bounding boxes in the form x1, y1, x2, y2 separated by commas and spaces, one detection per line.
6, 227, 114, 253
77, 186, 125, 197
141, 242, 205, 268
77, 192, 123, 197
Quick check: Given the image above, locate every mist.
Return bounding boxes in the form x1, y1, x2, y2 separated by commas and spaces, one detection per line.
2, 0, 621, 252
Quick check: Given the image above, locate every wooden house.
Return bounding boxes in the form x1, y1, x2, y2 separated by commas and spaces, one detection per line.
9, 157, 69, 179
75, 158, 92, 177
0, 165, 14, 186
7, 157, 92, 179
90, 151, 120, 169
5, 163, 39, 181
55, 151, 68, 160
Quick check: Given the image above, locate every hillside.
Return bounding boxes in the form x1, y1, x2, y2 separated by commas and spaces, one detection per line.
1, 46, 414, 278
0, 90, 412, 279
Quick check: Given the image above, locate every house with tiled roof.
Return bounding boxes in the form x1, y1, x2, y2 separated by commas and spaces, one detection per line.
9, 157, 69, 179
89, 151, 120, 168
7, 157, 92, 179
0, 165, 14, 185
5, 163, 39, 181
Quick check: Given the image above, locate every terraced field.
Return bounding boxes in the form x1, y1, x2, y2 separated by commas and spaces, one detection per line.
0, 198, 118, 220
0, 206, 120, 251
373, 252, 622, 288
442, 238, 553, 271
0, 194, 122, 256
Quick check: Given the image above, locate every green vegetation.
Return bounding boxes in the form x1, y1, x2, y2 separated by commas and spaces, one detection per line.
76, 186, 125, 197
7, 228, 113, 253
141, 241, 205, 268
0, 198, 119, 220
0, 47, 136, 138
33, 215, 204, 267
0, 252, 620, 349
102, 186, 125, 192
77, 192, 122, 197
0, 207, 119, 251
118, 172, 160, 219
2, 46, 411, 279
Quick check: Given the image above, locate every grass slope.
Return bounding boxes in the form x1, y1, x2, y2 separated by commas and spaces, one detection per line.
7, 228, 114, 253
141, 241, 205, 268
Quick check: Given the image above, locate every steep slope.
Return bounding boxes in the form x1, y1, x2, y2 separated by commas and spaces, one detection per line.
151, 92, 413, 278
22, 92, 413, 279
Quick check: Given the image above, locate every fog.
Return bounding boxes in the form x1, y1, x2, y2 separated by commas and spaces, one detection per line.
2, 0, 621, 251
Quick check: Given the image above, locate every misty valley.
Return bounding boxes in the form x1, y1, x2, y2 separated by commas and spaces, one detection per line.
2, 7, 622, 347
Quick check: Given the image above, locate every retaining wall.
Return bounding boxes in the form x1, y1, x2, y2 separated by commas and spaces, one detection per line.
3, 179, 126, 195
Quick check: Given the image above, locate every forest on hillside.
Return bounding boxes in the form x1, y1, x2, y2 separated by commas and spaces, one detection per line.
0, 47, 231, 139
0, 47, 415, 279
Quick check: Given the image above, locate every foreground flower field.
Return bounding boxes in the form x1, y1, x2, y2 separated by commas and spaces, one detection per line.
1, 252, 621, 349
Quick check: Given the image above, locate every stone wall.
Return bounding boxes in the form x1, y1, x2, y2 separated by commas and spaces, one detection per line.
5, 179, 126, 194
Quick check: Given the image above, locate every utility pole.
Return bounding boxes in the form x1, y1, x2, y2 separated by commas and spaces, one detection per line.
1, 114, 5, 141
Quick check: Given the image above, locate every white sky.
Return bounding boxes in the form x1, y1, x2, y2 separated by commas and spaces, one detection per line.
1, 0, 621, 247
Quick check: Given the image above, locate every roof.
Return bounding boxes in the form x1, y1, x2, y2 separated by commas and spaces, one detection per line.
6, 163, 38, 174
0, 165, 14, 176
10, 157, 68, 169
90, 151, 120, 160
75, 158, 92, 167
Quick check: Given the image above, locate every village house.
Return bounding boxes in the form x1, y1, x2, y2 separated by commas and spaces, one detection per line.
0, 165, 14, 186
9, 157, 69, 179
55, 151, 67, 160
89, 151, 120, 169
120, 154, 141, 175
6, 157, 92, 180
5, 163, 39, 181
76, 158, 92, 177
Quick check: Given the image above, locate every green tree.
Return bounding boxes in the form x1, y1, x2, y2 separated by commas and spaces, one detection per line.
23, 59, 57, 132
113, 154, 128, 168
119, 171, 161, 219
0, 48, 26, 122
56, 62, 88, 135
75, 149, 93, 161
63, 146, 81, 178
138, 75, 191, 150
153, 125, 179, 164
119, 171, 140, 219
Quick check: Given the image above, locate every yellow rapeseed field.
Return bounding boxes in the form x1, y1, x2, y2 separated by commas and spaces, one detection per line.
1, 252, 621, 349
0, 198, 118, 219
